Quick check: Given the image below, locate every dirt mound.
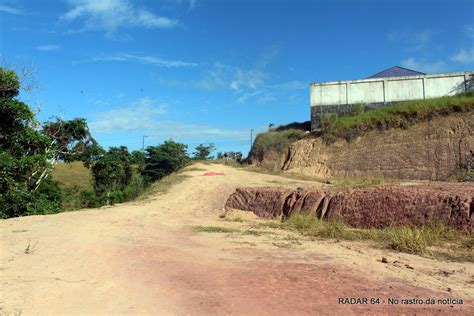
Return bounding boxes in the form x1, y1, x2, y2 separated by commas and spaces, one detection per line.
225, 183, 474, 232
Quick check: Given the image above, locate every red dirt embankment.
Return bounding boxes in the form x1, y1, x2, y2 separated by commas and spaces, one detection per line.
225, 183, 474, 232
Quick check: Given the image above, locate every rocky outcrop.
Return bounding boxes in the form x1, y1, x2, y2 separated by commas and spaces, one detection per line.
225, 183, 474, 232
251, 112, 474, 180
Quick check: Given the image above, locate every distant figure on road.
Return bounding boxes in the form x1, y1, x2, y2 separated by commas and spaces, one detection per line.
235, 152, 243, 164
223, 152, 229, 162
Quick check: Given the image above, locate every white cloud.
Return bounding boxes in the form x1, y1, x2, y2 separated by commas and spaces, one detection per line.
92, 53, 198, 68
61, 0, 178, 37
89, 96, 247, 139
400, 58, 446, 74
89, 97, 168, 133
451, 48, 474, 64
189, 0, 197, 10
36, 44, 61, 52
230, 69, 266, 90
147, 122, 248, 139
0, 4, 22, 15
237, 90, 265, 103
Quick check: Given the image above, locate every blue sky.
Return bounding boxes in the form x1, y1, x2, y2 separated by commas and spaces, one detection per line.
1, 0, 473, 155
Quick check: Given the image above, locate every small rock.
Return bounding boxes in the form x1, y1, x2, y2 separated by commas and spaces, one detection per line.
405, 264, 414, 270
447, 287, 452, 292
381, 257, 388, 263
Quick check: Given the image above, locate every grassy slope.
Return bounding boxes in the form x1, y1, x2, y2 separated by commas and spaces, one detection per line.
322, 94, 474, 141
51, 161, 93, 190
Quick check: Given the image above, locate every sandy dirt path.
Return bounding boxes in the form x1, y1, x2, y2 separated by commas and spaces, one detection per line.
1, 163, 473, 315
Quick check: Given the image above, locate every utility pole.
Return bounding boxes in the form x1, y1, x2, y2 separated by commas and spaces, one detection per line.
250, 129, 254, 149
141, 135, 148, 151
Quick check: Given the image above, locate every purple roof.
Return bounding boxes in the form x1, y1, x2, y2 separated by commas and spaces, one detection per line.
367, 66, 425, 79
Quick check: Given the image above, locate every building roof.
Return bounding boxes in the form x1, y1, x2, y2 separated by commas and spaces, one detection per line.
367, 66, 426, 79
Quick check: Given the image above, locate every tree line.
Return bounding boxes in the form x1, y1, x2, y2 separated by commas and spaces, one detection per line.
0, 67, 218, 218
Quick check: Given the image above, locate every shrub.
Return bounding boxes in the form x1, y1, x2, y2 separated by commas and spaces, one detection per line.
252, 129, 306, 158
142, 140, 190, 181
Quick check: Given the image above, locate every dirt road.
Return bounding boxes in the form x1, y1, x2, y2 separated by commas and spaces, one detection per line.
1, 163, 473, 315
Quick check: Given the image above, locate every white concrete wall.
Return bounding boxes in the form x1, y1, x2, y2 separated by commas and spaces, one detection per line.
310, 71, 473, 107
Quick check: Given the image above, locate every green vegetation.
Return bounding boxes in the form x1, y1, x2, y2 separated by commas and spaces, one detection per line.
1, 68, 61, 217
142, 140, 190, 182
321, 94, 474, 142
193, 143, 216, 160
251, 129, 306, 159
275, 213, 469, 259
222, 216, 244, 222
329, 176, 398, 190
1, 66, 193, 218
192, 225, 240, 233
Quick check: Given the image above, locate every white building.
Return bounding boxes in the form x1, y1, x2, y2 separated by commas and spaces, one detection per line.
310, 66, 474, 130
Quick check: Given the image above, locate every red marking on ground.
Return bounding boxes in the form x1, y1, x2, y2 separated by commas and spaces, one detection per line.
202, 172, 225, 176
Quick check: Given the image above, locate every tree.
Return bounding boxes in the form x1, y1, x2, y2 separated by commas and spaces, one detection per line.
142, 140, 189, 181
22, 116, 97, 191
193, 143, 216, 160
92, 150, 127, 205
130, 150, 146, 166
77, 143, 106, 168
0, 67, 60, 218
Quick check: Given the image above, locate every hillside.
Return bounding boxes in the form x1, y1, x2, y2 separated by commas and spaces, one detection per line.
1, 163, 473, 314
249, 97, 474, 180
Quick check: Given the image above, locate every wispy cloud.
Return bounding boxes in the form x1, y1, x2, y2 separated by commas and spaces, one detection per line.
36, 44, 61, 52
230, 69, 266, 90
89, 97, 168, 133
61, 0, 178, 38
400, 58, 446, 74
272, 80, 306, 90
0, 4, 22, 15
147, 122, 248, 139
194, 46, 303, 105
464, 25, 474, 39
189, 0, 197, 10
156, 77, 187, 88
451, 48, 474, 64
92, 53, 198, 68
194, 62, 228, 90
89, 96, 247, 139
386, 30, 434, 51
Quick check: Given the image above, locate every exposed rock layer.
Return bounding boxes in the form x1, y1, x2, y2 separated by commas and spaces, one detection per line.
225, 183, 474, 232
250, 112, 474, 180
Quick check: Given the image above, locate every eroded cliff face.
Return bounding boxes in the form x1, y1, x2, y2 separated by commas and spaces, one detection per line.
225, 184, 474, 232
254, 112, 474, 180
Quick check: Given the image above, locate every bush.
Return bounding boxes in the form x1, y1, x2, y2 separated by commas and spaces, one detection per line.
251, 129, 306, 158
142, 140, 190, 181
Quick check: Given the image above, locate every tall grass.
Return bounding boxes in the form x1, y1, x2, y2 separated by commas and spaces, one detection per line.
322, 94, 474, 142
252, 129, 306, 157
280, 213, 466, 257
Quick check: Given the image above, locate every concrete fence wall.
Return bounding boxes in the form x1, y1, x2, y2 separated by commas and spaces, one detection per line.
310, 71, 474, 130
